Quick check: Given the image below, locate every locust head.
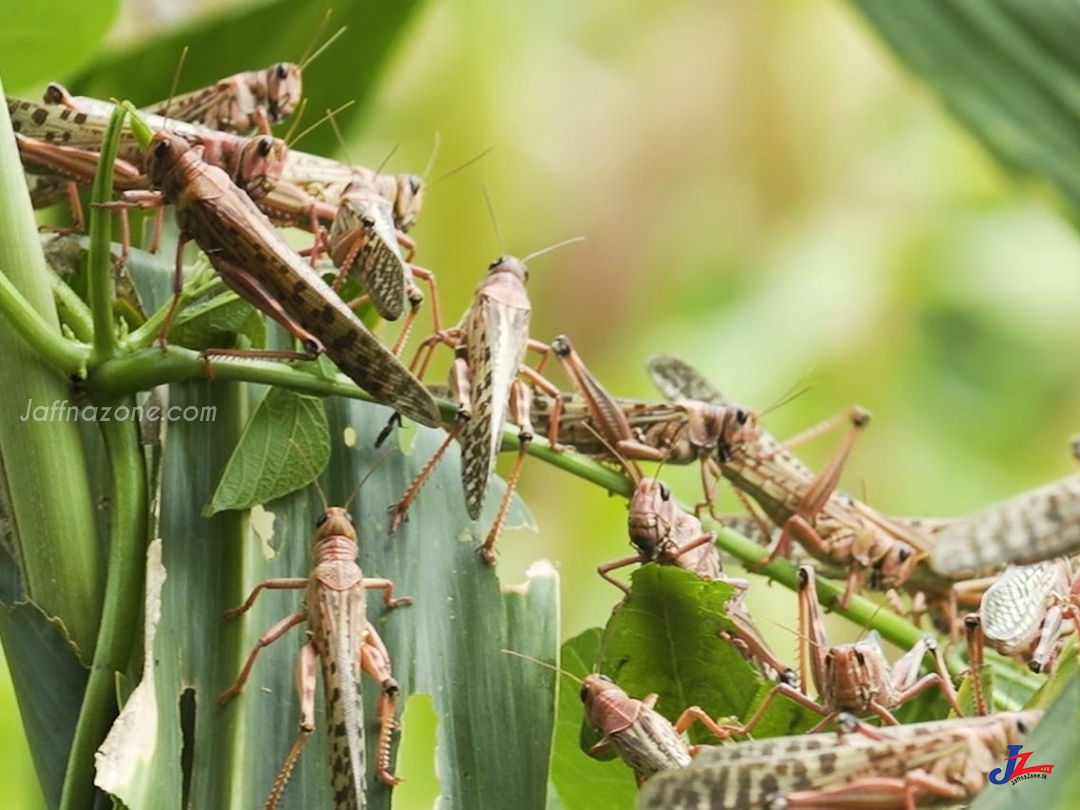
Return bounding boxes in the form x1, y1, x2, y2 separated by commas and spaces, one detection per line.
627, 478, 675, 560
867, 540, 920, 590
392, 173, 424, 232
145, 132, 196, 195
233, 135, 287, 200
312, 506, 358, 546
264, 62, 302, 123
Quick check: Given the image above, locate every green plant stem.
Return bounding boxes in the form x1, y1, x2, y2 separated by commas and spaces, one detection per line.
88, 106, 126, 362
0, 271, 91, 373
59, 410, 147, 810
50, 271, 95, 344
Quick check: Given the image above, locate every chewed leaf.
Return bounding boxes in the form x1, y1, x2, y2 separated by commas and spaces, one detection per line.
598, 565, 818, 744
203, 388, 329, 516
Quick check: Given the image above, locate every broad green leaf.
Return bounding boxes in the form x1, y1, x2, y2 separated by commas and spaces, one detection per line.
73, 0, 427, 158
0, 0, 119, 93
92, 378, 557, 809
850, 0, 1080, 218
204, 387, 329, 516
0, 601, 87, 809
550, 628, 638, 810
598, 566, 818, 743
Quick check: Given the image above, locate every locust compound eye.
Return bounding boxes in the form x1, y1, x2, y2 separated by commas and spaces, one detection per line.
344, 511, 355, 525
658, 482, 671, 501
275, 63, 290, 79
315, 512, 330, 527
408, 176, 422, 196
597, 674, 614, 684
153, 139, 171, 159
579, 684, 589, 703
735, 408, 750, 425
854, 649, 866, 666
257, 138, 273, 157
488, 256, 508, 271
897, 547, 911, 562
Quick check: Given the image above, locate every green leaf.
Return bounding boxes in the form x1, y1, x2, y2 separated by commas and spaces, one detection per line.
0, 0, 119, 93
168, 291, 267, 352
599, 566, 818, 743
94, 384, 557, 809
73, 0, 428, 157
550, 629, 639, 810
0, 601, 88, 809
204, 387, 329, 516
850, 0, 1080, 217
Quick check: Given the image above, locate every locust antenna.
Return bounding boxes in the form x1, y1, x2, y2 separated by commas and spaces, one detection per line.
424, 144, 495, 192
288, 100, 356, 148
342, 447, 399, 511
500, 650, 583, 686
288, 438, 330, 511
481, 185, 506, 255
282, 97, 310, 145
521, 235, 586, 265
299, 15, 347, 69
162, 46, 190, 123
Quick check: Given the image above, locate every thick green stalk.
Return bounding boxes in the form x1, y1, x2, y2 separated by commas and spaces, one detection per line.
87, 106, 127, 362
59, 409, 147, 810
0, 76, 102, 656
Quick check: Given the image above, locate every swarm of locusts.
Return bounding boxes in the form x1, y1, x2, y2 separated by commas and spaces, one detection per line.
9, 48, 1080, 810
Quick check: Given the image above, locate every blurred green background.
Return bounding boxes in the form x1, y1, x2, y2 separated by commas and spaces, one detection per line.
6, 0, 1080, 807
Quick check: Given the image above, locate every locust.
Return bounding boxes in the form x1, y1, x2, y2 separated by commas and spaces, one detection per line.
718, 565, 962, 737
645, 354, 934, 607
10, 93, 290, 227
604, 475, 796, 685
218, 496, 412, 809
651, 355, 1080, 588
142, 62, 302, 135
109, 123, 440, 427
503, 651, 732, 785
638, 710, 1042, 809
326, 174, 439, 350
964, 558, 1079, 715
388, 245, 574, 562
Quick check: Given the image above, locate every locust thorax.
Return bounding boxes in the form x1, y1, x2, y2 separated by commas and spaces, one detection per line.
580, 674, 639, 735
310, 506, 359, 562
627, 478, 675, 560
264, 62, 302, 122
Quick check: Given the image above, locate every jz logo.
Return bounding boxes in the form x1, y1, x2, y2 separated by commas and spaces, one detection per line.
988, 745, 1054, 785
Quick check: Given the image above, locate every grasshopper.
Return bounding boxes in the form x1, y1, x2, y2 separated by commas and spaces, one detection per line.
965, 558, 1080, 714
326, 174, 439, 351
719, 565, 962, 737
503, 651, 732, 785
388, 244, 576, 561
110, 126, 440, 427
218, 495, 412, 810
603, 475, 797, 685
638, 710, 1042, 809
10, 93, 290, 229
646, 354, 932, 607
142, 62, 302, 135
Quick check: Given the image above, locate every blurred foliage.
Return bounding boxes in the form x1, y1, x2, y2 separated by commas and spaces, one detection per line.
5, 0, 1080, 807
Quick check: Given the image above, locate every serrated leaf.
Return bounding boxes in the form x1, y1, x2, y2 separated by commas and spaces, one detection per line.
598, 566, 818, 744
204, 388, 329, 516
